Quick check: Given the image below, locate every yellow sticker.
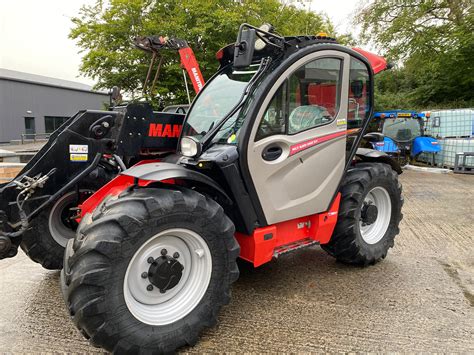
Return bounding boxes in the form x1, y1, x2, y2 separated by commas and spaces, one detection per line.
397, 113, 411, 117
227, 133, 236, 143
70, 153, 88, 162
337, 118, 347, 126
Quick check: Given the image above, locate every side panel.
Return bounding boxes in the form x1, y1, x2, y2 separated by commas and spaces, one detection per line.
246, 51, 350, 224
236, 193, 340, 267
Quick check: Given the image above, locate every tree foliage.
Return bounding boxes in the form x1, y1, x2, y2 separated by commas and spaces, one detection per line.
356, 0, 474, 110
70, 0, 336, 106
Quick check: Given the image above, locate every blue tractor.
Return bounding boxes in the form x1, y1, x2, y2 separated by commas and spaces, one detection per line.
369, 110, 440, 163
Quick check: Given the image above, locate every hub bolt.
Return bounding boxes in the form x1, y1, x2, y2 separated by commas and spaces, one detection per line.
147, 257, 154, 264
161, 248, 167, 256
141, 272, 148, 279
147, 284, 153, 291
173, 252, 180, 259
160, 289, 166, 294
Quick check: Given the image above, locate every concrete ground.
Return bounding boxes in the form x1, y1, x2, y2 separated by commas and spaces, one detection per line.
0, 170, 472, 353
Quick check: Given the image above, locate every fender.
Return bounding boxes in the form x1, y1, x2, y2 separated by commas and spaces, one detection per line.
371, 136, 400, 153
122, 162, 230, 202
355, 148, 402, 174
411, 136, 440, 156
80, 162, 231, 220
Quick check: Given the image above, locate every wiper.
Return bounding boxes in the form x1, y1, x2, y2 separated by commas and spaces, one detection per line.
199, 57, 272, 152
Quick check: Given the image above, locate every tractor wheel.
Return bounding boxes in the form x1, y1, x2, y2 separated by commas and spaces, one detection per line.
61, 187, 239, 353
321, 163, 403, 265
20, 189, 94, 270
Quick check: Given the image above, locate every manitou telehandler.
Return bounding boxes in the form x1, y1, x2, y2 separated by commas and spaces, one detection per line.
57, 24, 403, 353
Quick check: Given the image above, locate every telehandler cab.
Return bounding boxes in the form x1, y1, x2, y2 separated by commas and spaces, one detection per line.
60, 24, 403, 353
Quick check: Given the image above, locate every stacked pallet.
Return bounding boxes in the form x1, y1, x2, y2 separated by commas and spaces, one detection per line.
419, 109, 474, 169
0, 163, 25, 182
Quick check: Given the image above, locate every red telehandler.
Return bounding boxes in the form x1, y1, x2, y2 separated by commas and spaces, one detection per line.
1, 23, 401, 353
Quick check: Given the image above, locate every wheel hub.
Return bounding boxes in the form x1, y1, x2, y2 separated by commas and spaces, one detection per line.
361, 203, 378, 225
147, 253, 184, 293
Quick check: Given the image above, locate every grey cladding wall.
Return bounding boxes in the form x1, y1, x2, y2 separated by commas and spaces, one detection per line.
0, 79, 109, 142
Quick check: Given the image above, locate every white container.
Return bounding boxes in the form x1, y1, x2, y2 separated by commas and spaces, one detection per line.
422, 109, 474, 138
418, 137, 474, 168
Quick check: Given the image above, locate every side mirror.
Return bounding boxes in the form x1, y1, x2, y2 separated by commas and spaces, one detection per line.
350, 80, 364, 99
234, 28, 256, 68
111, 86, 121, 101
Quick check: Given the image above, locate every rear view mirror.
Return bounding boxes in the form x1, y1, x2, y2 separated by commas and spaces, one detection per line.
350, 80, 364, 99
111, 86, 121, 100
234, 28, 256, 68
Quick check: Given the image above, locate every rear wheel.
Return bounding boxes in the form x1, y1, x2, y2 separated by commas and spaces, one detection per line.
61, 187, 239, 353
20, 189, 94, 269
322, 163, 403, 265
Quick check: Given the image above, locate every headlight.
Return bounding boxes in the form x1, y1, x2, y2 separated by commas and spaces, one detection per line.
180, 136, 201, 157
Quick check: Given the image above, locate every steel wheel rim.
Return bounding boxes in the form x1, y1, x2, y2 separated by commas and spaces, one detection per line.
48, 190, 92, 247
124, 228, 212, 325
359, 186, 392, 244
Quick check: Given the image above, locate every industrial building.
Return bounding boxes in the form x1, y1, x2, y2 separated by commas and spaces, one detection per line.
0, 69, 109, 143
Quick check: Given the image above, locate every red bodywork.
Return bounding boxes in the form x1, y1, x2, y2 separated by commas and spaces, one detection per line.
236, 194, 340, 267
352, 48, 388, 74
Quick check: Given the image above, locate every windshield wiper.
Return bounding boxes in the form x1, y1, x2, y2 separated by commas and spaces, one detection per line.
199, 57, 272, 152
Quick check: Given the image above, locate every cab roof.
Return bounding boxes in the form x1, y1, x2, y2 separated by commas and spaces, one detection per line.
217, 34, 387, 74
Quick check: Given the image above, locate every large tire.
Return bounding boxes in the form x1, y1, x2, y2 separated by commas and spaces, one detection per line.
321, 162, 403, 265
61, 187, 239, 353
20, 189, 94, 270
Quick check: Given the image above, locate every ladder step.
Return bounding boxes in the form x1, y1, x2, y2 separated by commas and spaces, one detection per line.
273, 238, 318, 258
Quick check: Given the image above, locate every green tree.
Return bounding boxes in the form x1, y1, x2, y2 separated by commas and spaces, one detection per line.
71, 0, 336, 106
356, 0, 474, 109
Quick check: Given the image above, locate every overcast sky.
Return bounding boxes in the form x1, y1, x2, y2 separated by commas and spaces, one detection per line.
0, 0, 358, 86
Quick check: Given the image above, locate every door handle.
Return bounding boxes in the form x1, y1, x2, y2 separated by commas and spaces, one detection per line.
262, 145, 283, 161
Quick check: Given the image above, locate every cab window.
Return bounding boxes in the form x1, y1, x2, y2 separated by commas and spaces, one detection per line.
256, 57, 342, 140
348, 57, 370, 128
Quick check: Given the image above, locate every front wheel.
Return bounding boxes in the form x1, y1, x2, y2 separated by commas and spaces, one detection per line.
20, 189, 94, 269
61, 187, 239, 353
322, 162, 403, 265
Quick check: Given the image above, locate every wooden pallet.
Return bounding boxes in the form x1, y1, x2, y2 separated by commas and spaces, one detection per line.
0, 165, 25, 182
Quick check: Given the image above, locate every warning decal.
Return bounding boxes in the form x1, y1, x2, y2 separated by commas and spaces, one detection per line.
69, 144, 89, 154
70, 154, 88, 162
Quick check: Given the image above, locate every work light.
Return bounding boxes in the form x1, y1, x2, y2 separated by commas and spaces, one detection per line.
180, 136, 201, 157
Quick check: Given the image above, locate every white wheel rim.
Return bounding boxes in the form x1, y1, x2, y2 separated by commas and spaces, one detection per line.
124, 228, 212, 325
359, 186, 392, 244
48, 190, 93, 247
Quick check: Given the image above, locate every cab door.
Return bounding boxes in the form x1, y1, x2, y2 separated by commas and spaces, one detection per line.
246, 51, 350, 225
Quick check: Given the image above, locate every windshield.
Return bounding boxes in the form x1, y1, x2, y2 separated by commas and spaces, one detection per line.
181, 65, 258, 143
382, 117, 422, 142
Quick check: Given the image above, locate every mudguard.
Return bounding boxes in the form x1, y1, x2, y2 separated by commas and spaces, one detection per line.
79, 161, 232, 220
123, 162, 230, 201
371, 136, 399, 153
411, 136, 440, 156
356, 148, 402, 174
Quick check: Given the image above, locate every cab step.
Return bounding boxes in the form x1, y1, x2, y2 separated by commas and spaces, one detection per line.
273, 238, 319, 258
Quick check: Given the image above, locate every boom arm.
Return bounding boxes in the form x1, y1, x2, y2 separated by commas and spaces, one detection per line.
134, 35, 205, 95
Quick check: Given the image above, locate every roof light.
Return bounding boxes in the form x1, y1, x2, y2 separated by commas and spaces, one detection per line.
316, 32, 328, 37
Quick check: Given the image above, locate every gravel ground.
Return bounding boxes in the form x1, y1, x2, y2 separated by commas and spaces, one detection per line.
0, 170, 472, 353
